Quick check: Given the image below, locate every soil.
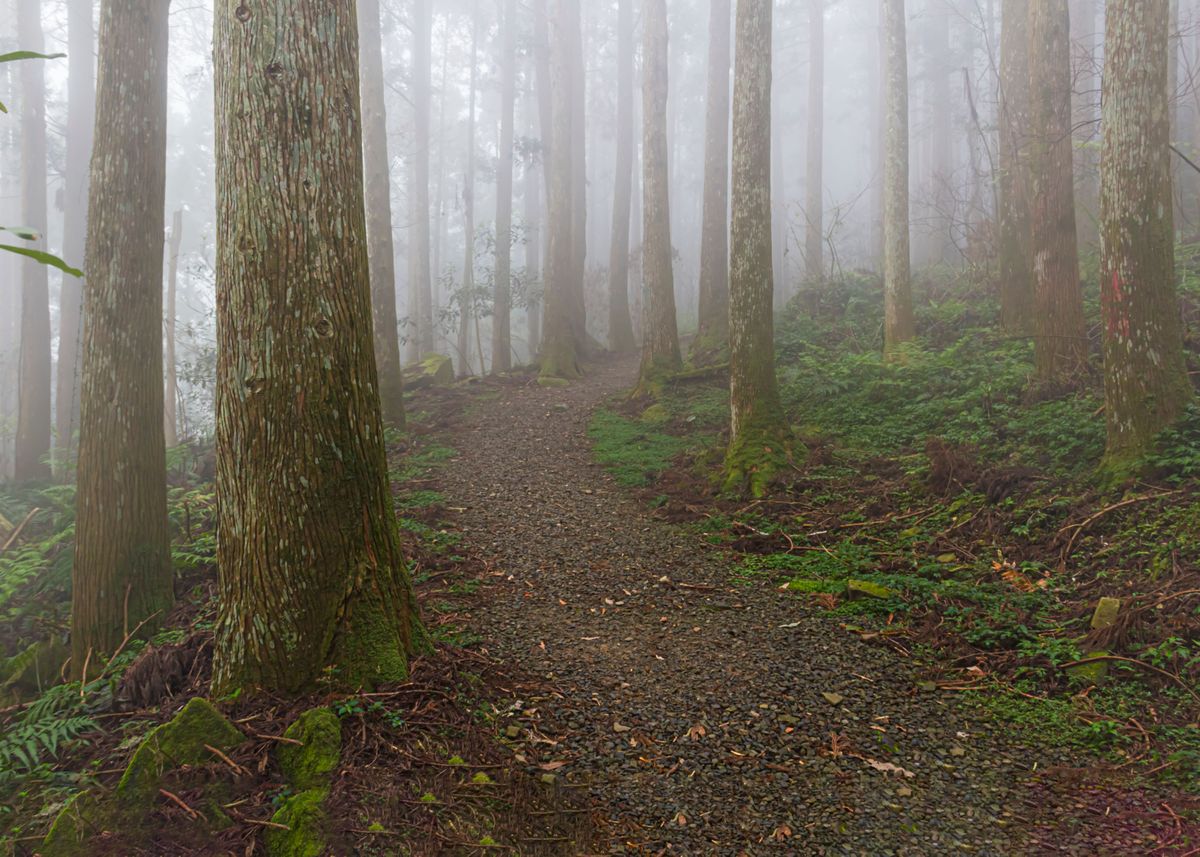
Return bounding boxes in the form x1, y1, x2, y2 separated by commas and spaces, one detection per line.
434, 353, 1199, 856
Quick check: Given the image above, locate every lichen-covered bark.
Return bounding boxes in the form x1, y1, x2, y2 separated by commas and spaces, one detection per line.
541, 0, 582, 379
358, 0, 405, 425
14, 0, 51, 483
1100, 0, 1192, 466
804, 0, 825, 286
53, 0, 95, 478
212, 0, 422, 694
410, 0, 435, 360
725, 0, 790, 497
71, 0, 172, 674
998, 0, 1034, 333
694, 0, 732, 356
607, 0, 637, 354
638, 0, 683, 387
1029, 0, 1087, 381
882, 0, 914, 356
492, 0, 517, 373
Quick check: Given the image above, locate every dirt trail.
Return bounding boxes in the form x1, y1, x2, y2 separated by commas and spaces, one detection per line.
435, 355, 1138, 855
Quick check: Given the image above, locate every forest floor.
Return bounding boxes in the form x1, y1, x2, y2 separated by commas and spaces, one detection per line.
420, 351, 1200, 855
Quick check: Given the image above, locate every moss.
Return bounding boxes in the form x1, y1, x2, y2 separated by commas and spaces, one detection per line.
42, 698, 245, 856
722, 415, 794, 497
278, 707, 342, 792
266, 789, 328, 857
847, 579, 895, 599
536, 375, 571, 387
640, 403, 670, 425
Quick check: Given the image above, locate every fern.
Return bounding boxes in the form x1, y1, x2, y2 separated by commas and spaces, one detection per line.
0, 685, 96, 786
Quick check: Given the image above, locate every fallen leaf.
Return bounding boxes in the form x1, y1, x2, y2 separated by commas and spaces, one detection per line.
539, 760, 567, 771
865, 758, 916, 778
772, 824, 793, 840
687, 724, 707, 741
613, 722, 631, 733
674, 812, 687, 826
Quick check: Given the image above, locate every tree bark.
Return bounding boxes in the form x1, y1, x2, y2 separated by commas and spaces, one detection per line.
883, 0, 915, 355
541, 0, 583, 378
359, 0, 406, 425
164, 209, 182, 448
1029, 0, 1087, 380
524, 96, 543, 359
54, 0, 95, 478
212, 0, 423, 694
998, 0, 1034, 333
638, 0, 682, 387
14, 0, 51, 483
607, 0, 637, 354
726, 0, 789, 497
410, 0, 434, 360
805, 0, 825, 286
1100, 0, 1192, 467
71, 0, 172, 674
492, 0, 517, 373
694, 0, 732, 355
568, 0, 588, 346
459, 10, 480, 377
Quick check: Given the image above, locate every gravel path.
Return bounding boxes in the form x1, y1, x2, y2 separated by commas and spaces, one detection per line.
435, 355, 1124, 856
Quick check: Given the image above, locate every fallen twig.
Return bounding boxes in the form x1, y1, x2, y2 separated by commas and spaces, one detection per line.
159, 788, 200, 819
1, 507, 40, 552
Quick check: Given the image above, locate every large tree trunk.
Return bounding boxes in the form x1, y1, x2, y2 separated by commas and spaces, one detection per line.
211, 0, 423, 695
883, 0, 914, 355
694, 0, 732, 356
163, 209, 182, 448
71, 0, 172, 674
805, 0, 825, 286
541, 0, 583, 378
726, 0, 788, 497
998, 0, 1034, 333
410, 0, 435, 360
492, 0, 517, 373
14, 0, 51, 483
638, 0, 682, 386
359, 0, 406, 425
54, 0, 95, 478
607, 0, 638, 353
1100, 0, 1192, 467
1029, 0, 1087, 380
568, 0, 588, 347
459, 11, 480, 377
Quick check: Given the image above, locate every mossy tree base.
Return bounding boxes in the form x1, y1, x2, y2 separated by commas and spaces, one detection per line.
722, 420, 794, 498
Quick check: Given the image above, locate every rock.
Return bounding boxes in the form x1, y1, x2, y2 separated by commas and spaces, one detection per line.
1090, 597, 1121, 631
43, 698, 245, 856
613, 722, 631, 733
505, 725, 522, 739
822, 692, 845, 706
1065, 651, 1111, 685
404, 354, 455, 389
267, 707, 343, 857
847, 580, 895, 600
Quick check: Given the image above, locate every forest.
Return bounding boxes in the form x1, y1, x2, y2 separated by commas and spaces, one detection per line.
0, 0, 1199, 853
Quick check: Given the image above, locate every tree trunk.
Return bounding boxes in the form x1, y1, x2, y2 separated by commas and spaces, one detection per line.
805, 0, 825, 286
607, 0, 638, 353
54, 0, 95, 478
71, 0, 172, 674
1100, 0, 1192, 467
212, 0, 422, 695
568, 0, 588, 346
638, 0, 682, 386
998, 0, 1034, 333
524, 97, 543, 360
726, 0, 789, 497
359, 0, 406, 425
1029, 0, 1087, 380
883, 0, 915, 355
492, 0, 517, 373
163, 209, 182, 448
14, 0, 51, 483
541, 0, 583, 378
459, 11, 480, 377
694, 0, 732, 356
411, 0, 434, 359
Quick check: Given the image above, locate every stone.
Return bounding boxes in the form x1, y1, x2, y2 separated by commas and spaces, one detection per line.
404, 354, 455, 389
847, 580, 895, 600
1065, 651, 1111, 685
278, 707, 342, 793
1090, 597, 1121, 631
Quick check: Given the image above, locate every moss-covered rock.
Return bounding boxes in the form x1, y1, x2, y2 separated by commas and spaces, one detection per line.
847, 579, 895, 600
266, 789, 328, 857
42, 697, 245, 856
278, 707, 342, 792
405, 353, 455, 388
640, 403, 670, 425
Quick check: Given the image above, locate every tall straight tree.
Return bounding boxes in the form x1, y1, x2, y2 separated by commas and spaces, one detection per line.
409, 0, 435, 361
1100, 0, 1191, 466
998, 0, 1033, 332
14, 0, 50, 483
882, 0, 914, 355
54, 0, 95, 476
492, 0, 517, 373
541, 0, 583, 378
694, 0, 731, 356
524, 103, 543, 358
458, 9, 480, 376
163, 209, 182, 447
359, 0, 406, 425
804, 0, 825, 286
725, 0, 789, 496
607, 0, 637, 353
1029, 0, 1087, 380
568, 1, 588, 343
71, 0, 172, 673
212, 0, 423, 694
638, 0, 682, 387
